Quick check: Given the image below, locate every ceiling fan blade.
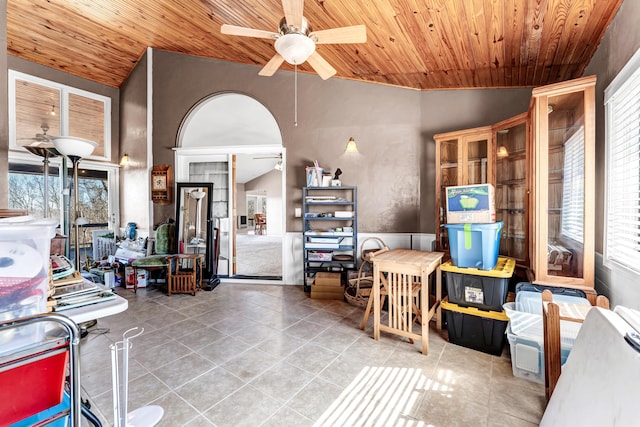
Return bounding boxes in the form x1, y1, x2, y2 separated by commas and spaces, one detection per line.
310, 25, 367, 44
221, 24, 278, 40
259, 53, 285, 76
282, 0, 304, 30
306, 51, 336, 80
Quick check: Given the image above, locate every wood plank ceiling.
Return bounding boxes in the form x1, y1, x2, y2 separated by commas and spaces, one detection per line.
6, 0, 623, 90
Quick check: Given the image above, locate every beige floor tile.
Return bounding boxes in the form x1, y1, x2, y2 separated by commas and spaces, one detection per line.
76, 283, 546, 426
151, 392, 201, 427
196, 335, 253, 365
174, 366, 245, 412
176, 326, 228, 351
254, 331, 308, 357
203, 384, 282, 427
283, 318, 328, 340
286, 377, 345, 421
250, 361, 315, 403
221, 346, 281, 382
151, 352, 216, 389
284, 342, 340, 374
261, 406, 314, 427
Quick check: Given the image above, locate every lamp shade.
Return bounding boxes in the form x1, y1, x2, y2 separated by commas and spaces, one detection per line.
497, 145, 509, 158
190, 190, 206, 201
52, 136, 98, 159
274, 33, 316, 65
345, 137, 359, 153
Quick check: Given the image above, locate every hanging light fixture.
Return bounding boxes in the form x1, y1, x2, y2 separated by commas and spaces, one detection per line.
345, 137, 359, 153
274, 33, 316, 65
50, 104, 56, 116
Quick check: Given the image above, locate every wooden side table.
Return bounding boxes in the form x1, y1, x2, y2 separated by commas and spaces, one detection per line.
167, 254, 204, 296
372, 249, 444, 355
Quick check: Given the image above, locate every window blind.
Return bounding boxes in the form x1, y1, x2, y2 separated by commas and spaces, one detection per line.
561, 130, 585, 243
605, 48, 640, 272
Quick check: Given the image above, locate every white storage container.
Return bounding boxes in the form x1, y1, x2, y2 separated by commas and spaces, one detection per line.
0, 216, 58, 355
507, 324, 572, 384
503, 290, 591, 343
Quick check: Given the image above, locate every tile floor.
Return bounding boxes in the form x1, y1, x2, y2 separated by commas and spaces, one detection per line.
79, 283, 546, 426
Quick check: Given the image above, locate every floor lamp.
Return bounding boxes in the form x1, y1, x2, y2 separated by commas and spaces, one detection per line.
22, 144, 59, 217
53, 136, 97, 271
190, 189, 207, 246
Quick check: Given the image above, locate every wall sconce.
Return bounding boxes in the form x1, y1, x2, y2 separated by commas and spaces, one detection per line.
274, 160, 283, 171
120, 153, 129, 166
345, 137, 359, 153
50, 105, 56, 116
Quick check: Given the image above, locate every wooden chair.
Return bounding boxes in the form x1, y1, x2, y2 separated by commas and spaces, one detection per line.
166, 254, 203, 296
542, 289, 610, 399
360, 272, 422, 337
254, 213, 266, 235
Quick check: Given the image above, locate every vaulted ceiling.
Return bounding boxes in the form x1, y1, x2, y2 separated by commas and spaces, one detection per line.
6, 0, 623, 90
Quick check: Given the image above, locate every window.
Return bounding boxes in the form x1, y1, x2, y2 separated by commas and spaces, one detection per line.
604, 48, 640, 273
7, 71, 118, 250
561, 129, 585, 243
8, 70, 111, 161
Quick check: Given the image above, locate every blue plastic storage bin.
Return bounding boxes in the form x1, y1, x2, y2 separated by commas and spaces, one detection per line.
444, 221, 503, 270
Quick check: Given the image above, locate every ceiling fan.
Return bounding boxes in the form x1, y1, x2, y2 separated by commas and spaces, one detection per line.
253, 154, 284, 171
221, 0, 366, 80
17, 124, 55, 148
253, 153, 282, 159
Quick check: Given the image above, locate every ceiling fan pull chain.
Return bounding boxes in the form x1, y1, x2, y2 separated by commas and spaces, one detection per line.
294, 64, 298, 127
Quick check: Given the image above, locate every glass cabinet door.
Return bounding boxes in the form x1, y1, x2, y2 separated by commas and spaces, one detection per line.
435, 138, 458, 250
494, 113, 529, 265
466, 136, 490, 185
434, 126, 492, 251
532, 76, 596, 288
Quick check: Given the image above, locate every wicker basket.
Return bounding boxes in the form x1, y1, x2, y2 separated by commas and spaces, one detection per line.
344, 237, 389, 308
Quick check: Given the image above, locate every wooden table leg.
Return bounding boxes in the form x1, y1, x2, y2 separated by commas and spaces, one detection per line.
132, 266, 138, 293
421, 270, 429, 354
373, 262, 381, 341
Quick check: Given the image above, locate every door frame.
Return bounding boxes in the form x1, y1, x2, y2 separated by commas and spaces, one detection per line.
174, 145, 287, 283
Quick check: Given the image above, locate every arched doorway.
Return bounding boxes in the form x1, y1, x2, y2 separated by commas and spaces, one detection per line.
175, 93, 285, 281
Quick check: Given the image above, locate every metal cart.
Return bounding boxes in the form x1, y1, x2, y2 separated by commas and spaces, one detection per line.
0, 313, 82, 426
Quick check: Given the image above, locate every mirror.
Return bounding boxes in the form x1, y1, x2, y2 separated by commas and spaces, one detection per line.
176, 182, 215, 283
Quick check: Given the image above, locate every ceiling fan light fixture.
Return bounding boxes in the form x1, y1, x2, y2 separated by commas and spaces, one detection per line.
275, 33, 315, 65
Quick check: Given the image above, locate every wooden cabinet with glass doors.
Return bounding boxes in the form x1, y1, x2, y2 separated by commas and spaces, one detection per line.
530, 76, 596, 290
492, 113, 530, 266
434, 126, 493, 251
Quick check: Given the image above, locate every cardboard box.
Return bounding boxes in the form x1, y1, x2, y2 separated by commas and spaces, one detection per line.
446, 184, 496, 223
311, 283, 345, 294
314, 272, 342, 287
311, 289, 345, 300
125, 267, 148, 288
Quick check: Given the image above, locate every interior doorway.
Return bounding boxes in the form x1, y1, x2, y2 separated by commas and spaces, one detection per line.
175, 93, 285, 281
